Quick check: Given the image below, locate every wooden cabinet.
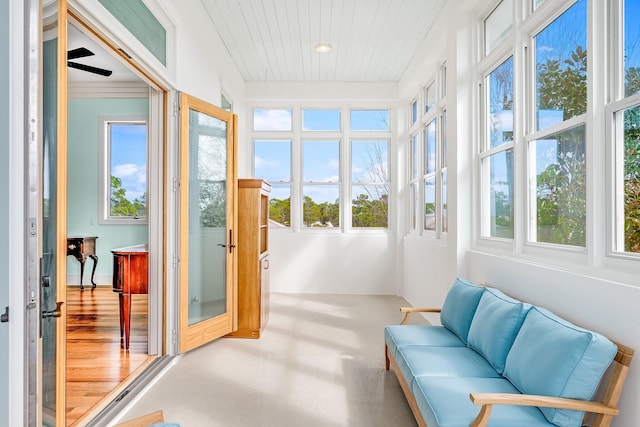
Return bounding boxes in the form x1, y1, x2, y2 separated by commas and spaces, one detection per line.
227, 179, 271, 338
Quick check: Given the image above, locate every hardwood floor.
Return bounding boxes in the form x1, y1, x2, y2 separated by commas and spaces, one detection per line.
66, 286, 153, 426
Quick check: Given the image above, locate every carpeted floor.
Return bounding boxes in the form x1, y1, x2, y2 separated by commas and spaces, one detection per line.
113, 292, 427, 427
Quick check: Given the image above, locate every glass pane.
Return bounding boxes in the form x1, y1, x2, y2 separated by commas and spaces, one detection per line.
411, 134, 419, 179
410, 182, 418, 230
442, 110, 447, 167
269, 184, 291, 227
441, 171, 448, 233
424, 177, 436, 231
425, 82, 437, 112
425, 119, 437, 174
624, 0, 640, 97
532, 124, 586, 246
535, 0, 587, 131
620, 105, 640, 252
302, 185, 339, 228
188, 109, 228, 325
254, 140, 291, 182
303, 140, 339, 182
485, 0, 513, 55
533, 0, 546, 11
485, 149, 514, 238
351, 140, 389, 183
42, 9, 59, 423
302, 109, 340, 131
488, 57, 514, 149
411, 100, 418, 124
109, 123, 147, 217
253, 108, 292, 131
350, 109, 389, 131
352, 185, 388, 228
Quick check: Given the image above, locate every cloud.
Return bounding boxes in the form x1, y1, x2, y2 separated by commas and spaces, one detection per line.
254, 109, 292, 131
112, 163, 147, 199
255, 156, 280, 170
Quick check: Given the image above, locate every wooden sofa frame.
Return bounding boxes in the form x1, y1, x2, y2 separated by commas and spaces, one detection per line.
385, 307, 634, 427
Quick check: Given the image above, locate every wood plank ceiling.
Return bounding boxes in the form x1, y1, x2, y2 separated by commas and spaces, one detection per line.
200, 0, 447, 82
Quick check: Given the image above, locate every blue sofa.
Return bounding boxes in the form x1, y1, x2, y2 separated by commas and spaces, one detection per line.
384, 278, 634, 427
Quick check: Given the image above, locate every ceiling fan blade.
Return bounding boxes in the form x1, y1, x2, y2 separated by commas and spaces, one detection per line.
67, 61, 113, 77
67, 47, 94, 60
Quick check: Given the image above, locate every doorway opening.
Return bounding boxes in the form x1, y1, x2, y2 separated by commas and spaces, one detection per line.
64, 19, 165, 425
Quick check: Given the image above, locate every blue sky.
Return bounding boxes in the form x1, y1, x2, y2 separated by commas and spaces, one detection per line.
110, 123, 147, 201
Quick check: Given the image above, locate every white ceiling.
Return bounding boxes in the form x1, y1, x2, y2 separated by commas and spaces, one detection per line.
200, 0, 447, 82
67, 25, 140, 82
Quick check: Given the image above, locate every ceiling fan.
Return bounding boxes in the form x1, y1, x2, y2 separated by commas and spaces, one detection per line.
67, 47, 113, 77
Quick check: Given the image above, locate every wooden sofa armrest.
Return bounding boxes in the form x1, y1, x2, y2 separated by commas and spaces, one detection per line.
399, 307, 441, 325
114, 410, 165, 427
468, 393, 619, 427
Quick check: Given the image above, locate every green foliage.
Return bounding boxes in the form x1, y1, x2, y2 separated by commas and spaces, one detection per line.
624, 108, 640, 252
537, 45, 587, 119
199, 182, 226, 228
302, 196, 340, 227
353, 193, 388, 228
110, 176, 145, 217
269, 198, 291, 227
535, 46, 587, 246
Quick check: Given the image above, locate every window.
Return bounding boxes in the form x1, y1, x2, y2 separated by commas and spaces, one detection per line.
411, 100, 418, 125
406, 65, 447, 236
425, 82, 437, 113
302, 140, 340, 228
484, 0, 513, 55
608, 0, 640, 254
481, 57, 514, 239
303, 109, 340, 131
351, 140, 389, 228
351, 109, 390, 131
409, 134, 420, 231
253, 108, 292, 131
99, 117, 148, 224
424, 119, 437, 231
253, 107, 391, 232
254, 140, 291, 227
529, 0, 587, 247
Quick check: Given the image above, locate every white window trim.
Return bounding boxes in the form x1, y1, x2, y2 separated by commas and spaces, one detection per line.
98, 115, 148, 225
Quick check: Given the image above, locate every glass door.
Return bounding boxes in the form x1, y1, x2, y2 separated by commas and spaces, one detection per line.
179, 93, 237, 352
36, 0, 67, 425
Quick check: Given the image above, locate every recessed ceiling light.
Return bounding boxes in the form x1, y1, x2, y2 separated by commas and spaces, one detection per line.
315, 43, 332, 53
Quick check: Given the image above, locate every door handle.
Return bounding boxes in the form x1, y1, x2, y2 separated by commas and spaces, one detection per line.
42, 301, 63, 319
1, 306, 8, 323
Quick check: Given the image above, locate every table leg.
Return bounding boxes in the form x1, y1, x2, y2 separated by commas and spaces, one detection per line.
118, 293, 124, 342
123, 293, 132, 350
79, 258, 86, 291
89, 255, 98, 289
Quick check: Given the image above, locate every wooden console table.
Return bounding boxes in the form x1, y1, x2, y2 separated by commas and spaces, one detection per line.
111, 244, 148, 350
66, 236, 98, 291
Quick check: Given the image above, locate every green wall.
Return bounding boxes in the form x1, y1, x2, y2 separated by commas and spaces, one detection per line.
67, 97, 149, 285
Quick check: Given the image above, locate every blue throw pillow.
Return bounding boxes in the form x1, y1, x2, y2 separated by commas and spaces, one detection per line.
503, 307, 617, 427
440, 277, 485, 343
467, 288, 530, 374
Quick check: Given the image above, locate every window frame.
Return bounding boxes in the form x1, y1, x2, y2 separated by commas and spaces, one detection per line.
251, 105, 394, 234
98, 115, 149, 225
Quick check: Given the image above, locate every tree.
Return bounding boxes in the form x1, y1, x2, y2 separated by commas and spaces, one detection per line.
110, 176, 145, 217
624, 107, 640, 252
535, 46, 587, 245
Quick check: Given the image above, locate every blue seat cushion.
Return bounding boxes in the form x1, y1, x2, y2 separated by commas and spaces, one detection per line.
440, 277, 485, 343
384, 325, 465, 358
413, 376, 554, 427
467, 288, 530, 374
395, 346, 501, 388
503, 307, 617, 427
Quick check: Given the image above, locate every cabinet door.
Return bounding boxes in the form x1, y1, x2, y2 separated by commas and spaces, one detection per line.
260, 254, 270, 328
178, 93, 237, 352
